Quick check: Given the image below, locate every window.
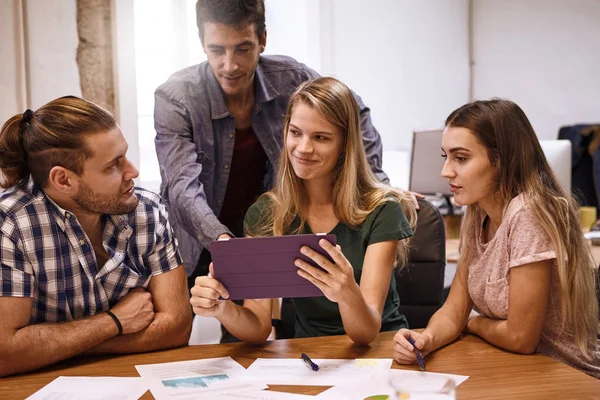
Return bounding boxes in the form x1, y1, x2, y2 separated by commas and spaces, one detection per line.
133, 0, 205, 191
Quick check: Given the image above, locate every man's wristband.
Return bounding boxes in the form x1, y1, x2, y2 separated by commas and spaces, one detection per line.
106, 310, 123, 335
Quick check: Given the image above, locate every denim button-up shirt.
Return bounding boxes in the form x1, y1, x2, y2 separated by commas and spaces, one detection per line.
154, 55, 388, 274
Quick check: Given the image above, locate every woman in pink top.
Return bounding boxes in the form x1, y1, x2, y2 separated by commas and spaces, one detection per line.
393, 99, 600, 378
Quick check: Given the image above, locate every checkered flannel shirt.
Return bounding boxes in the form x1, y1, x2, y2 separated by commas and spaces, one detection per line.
0, 183, 183, 323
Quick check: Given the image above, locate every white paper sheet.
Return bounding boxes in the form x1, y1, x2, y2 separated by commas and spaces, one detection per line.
386, 369, 468, 390
26, 376, 148, 400
316, 369, 469, 400
209, 389, 317, 399
244, 358, 393, 386
135, 356, 267, 400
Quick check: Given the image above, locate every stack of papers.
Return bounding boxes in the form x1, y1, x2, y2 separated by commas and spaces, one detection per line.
27, 357, 469, 400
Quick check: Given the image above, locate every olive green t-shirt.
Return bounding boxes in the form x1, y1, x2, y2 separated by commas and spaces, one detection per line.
244, 196, 413, 338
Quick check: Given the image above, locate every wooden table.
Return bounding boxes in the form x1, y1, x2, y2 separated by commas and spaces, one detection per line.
446, 238, 460, 264
1, 332, 598, 400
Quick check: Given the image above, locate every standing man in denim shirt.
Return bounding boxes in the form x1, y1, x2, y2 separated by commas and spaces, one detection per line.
154, 0, 394, 290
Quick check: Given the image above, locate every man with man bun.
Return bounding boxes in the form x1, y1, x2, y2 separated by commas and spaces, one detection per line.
0, 96, 192, 377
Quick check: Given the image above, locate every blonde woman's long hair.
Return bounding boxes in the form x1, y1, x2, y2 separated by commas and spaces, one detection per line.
448, 99, 599, 355
246, 77, 417, 268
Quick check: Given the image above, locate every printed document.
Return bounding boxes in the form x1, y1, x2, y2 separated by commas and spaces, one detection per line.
26, 376, 148, 400
135, 356, 267, 399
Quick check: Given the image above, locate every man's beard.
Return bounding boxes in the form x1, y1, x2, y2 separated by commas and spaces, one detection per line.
73, 180, 139, 215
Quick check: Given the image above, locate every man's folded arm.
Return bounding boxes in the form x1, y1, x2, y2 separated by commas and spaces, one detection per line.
85, 265, 192, 354
0, 296, 120, 377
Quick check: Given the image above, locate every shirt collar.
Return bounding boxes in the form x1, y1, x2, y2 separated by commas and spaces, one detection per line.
254, 58, 280, 103
40, 186, 131, 232
108, 214, 131, 232
39, 187, 71, 221
207, 56, 280, 120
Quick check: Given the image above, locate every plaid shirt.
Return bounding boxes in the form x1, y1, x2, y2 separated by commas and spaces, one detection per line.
0, 183, 182, 324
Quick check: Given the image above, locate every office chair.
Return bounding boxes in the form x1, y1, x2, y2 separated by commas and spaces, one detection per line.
596, 264, 600, 324
396, 198, 446, 329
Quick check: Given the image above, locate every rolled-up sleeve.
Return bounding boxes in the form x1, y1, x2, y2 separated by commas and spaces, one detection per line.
154, 89, 230, 248
0, 221, 34, 297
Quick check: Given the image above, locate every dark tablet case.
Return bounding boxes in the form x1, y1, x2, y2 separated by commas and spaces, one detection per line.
209, 234, 336, 300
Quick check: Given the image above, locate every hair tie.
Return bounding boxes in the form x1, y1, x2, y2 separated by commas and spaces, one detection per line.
22, 109, 33, 123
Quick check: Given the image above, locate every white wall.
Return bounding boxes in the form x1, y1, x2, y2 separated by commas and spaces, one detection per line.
264, 0, 471, 153
472, 0, 600, 139
0, 0, 27, 124
25, 0, 82, 108
328, 0, 471, 151
264, 0, 323, 69
0, 0, 81, 123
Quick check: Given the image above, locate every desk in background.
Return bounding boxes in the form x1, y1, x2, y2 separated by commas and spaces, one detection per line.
446, 238, 600, 265
2, 332, 598, 399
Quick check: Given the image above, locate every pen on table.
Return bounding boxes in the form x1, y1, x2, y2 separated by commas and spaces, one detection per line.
301, 353, 319, 371
407, 337, 426, 371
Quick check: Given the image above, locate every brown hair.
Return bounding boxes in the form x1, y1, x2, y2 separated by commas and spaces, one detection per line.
447, 98, 599, 354
196, 0, 265, 43
246, 77, 417, 268
0, 96, 116, 188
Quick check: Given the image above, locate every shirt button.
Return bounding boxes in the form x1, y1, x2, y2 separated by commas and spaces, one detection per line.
224, 164, 229, 170
217, 200, 222, 204
228, 132, 234, 139
65, 212, 71, 219
79, 239, 85, 245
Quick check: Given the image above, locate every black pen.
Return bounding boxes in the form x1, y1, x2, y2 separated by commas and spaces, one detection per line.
407, 337, 426, 371
301, 353, 319, 371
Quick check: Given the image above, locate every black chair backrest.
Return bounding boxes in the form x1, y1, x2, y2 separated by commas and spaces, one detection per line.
396, 198, 446, 328
596, 264, 600, 322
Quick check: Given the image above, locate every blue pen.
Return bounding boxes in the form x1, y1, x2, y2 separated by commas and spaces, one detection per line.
301, 353, 319, 371
407, 337, 426, 371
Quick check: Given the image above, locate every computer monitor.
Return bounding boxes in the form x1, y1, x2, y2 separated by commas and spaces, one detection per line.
409, 129, 448, 195
408, 130, 572, 196
539, 140, 571, 195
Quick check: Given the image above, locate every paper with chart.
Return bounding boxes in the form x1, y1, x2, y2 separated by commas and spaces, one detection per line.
315, 368, 469, 400
26, 376, 148, 400
244, 358, 393, 385
135, 356, 267, 399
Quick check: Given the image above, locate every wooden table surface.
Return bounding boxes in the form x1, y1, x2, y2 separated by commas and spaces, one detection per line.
1, 331, 598, 400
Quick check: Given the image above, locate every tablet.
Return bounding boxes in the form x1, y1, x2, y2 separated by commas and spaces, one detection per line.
209, 233, 336, 300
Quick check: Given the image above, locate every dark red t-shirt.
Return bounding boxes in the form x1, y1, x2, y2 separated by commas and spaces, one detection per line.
219, 127, 268, 229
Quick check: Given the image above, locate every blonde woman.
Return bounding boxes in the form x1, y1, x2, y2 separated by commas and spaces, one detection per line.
190, 77, 416, 345
393, 99, 600, 378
